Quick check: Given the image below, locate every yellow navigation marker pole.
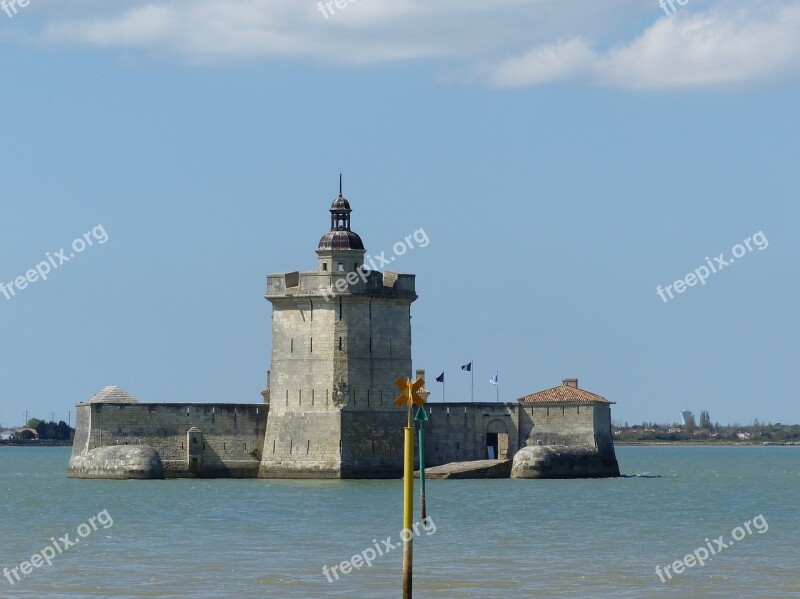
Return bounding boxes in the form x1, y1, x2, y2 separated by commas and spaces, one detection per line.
395, 376, 425, 599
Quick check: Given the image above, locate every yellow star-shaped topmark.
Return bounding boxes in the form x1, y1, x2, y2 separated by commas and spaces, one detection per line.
394, 377, 425, 407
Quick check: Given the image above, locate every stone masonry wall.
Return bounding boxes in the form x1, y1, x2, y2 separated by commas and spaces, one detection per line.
593, 403, 615, 452
259, 410, 343, 478
71, 404, 92, 456
518, 404, 598, 447
421, 403, 520, 466
341, 410, 406, 478
344, 297, 413, 413
72, 403, 266, 477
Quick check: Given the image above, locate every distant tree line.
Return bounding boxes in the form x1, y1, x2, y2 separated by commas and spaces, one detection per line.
22, 418, 74, 441
614, 411, 800, 443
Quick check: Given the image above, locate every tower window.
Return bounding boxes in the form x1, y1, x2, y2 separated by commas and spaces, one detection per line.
290, 338, 294, 353
339, 337, 343, 351
322, 263, 328, 271
338, 263, 344, 272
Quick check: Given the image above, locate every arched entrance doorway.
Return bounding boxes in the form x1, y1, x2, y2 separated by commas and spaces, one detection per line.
486, 419, 509, 460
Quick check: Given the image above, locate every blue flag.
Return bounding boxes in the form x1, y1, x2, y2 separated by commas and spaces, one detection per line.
490, 371, 498, 385
436, 372, 444, 383
461, 362, 472, 372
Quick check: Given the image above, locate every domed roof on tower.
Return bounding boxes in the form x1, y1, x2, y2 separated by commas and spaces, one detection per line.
330, 195, 351, 212
317, 174, 365, 251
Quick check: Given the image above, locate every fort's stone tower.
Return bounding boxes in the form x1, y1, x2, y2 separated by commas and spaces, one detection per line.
258, 184, 417, 478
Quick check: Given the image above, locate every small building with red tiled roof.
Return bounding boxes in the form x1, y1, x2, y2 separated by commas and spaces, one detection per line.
517, 378, 616, 452
512, 378, 620, 478
518, 378, 612, 406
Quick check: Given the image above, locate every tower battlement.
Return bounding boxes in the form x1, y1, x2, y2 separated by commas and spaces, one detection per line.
266, 271, 416, 298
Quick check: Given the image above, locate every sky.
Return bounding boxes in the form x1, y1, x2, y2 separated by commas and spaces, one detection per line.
1, 0, 799, 428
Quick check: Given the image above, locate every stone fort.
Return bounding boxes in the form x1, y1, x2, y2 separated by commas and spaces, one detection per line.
68, 186, 619, 479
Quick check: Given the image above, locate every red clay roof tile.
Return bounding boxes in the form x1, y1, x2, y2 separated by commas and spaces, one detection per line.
518, 384, 613, 405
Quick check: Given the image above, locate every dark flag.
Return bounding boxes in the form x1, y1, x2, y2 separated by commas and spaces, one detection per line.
436, 372, 444, 383
461, 362, 472, 372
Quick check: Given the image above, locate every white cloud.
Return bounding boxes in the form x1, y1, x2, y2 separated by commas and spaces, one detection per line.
600, 6, 800, 88
34, 1, 444, 64
6, 0, 800, 89
487, 5, 800, 89
486, 39, 597, 87
42, 5, 175, 47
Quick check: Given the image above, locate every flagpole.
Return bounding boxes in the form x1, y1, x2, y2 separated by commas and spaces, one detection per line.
471, 361, 474, 403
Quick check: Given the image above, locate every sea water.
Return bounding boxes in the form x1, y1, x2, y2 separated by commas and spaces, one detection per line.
1, 446, 798, 598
